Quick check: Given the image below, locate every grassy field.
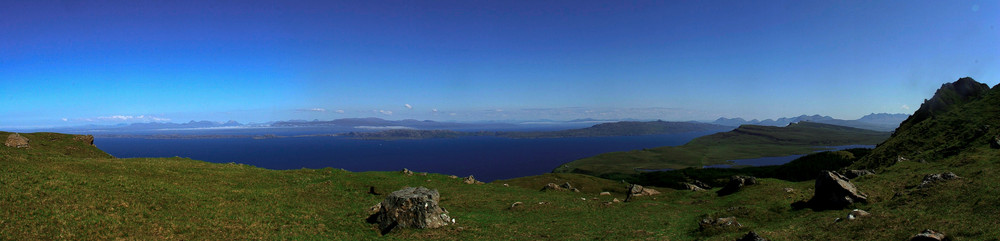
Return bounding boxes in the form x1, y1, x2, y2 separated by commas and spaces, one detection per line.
3, 130, 998, 240
554, 122, 889, 176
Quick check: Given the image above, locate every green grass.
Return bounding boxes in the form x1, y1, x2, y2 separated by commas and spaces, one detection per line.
555, 122, 889, 176
4, 130, 998, 240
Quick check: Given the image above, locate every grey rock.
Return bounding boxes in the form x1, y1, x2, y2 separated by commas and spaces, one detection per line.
919, 172, 961, 188
808, 171, 867, 210
717, 176, 757, 196
699, 216, 741, 231
540, 183, 564, 191
559, 182, 573, 189
910, 229, 947, 241
4, 133, 29, 148
844, 170, 875, 179
368, 187, 454, 234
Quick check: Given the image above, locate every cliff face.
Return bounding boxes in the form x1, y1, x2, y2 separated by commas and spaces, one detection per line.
854, 77, 999, 169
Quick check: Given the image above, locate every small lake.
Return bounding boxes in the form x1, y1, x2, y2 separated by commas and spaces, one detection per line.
95, 132, 718, 182
702, 145, 876, 168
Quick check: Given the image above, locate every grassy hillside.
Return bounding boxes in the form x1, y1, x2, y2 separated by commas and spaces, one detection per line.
554, 122, 889, 176
3, 128, 1000, 239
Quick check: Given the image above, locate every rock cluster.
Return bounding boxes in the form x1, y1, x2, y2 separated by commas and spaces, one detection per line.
367, 187, 455, 234
462, 175, 483, 184
681, 180, 711, 191
717, 176, 757, 196
559, 182, 580, 192
807, 171, 867, 210
919, 172, 961, 188
4, 133, 29, 148
401, 168, 414, 176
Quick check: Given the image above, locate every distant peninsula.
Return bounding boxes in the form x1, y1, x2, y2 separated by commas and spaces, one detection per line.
338, 120, 733, 140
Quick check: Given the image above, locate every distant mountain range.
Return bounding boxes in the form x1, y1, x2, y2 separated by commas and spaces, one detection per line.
711, 113, 909, 132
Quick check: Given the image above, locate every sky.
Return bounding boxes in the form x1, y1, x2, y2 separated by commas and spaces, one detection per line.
2, 0, 998, 129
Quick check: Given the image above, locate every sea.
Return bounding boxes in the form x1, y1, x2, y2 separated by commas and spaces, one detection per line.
94, 131, 718, 182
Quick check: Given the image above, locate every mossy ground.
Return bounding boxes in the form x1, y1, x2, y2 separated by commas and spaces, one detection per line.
3, 132, 999, 240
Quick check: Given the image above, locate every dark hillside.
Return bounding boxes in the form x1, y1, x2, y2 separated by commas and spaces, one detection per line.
854, 78, 1000, 169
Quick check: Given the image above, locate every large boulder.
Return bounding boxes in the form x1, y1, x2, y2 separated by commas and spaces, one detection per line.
4, 133, 29, 148
919, 172, 961, 188
808, 171, 867, 210
368, 187, 455, 234
717, 176, 757, 196
628, 184, 661, 196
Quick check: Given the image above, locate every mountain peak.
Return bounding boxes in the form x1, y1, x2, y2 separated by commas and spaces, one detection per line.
897, 77, 991, 133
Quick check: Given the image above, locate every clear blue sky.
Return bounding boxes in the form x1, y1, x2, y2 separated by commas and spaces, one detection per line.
2, 0, 998, 128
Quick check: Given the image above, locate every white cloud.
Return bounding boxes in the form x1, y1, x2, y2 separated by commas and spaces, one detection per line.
404, 104, 413, 109
432, 108, 438, 112
901, 104, 910, 110
88, 115, 170, 122
297, 108, 326, 112
61, 118, 68, 122
335, 109, 345, 113
379, 110, 393, 115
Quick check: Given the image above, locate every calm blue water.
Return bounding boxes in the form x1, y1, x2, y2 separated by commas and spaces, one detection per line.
702, 145, 876, 168
95, 132, 715, 182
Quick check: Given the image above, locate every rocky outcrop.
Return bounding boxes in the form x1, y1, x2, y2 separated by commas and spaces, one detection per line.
401, 168, 414, 176
5, 133, 29, 148
73, 134, 95, 146
682, 183, 706, 191
844, 169, 875, 179
919, 172, 961, 188
910, 229, 947, 241
558, 182, 580, 192
736, 231, 768, 241
807, 171, 867, 210
991, 135, 1000, 149
540, 183, 564, 191
462, 175, 483, 184
717, 176, 757, 196
367, 187, 455, 234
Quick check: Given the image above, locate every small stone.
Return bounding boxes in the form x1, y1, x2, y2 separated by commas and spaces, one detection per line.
509, 202, 523, 209
910, 229, 947, 241
612, 198, 620, 203
847, 209, 870, 220
448, 175, 458, 179
783, 188, 795, 193
599, 192, 611, 196
503, 183, 509, 187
